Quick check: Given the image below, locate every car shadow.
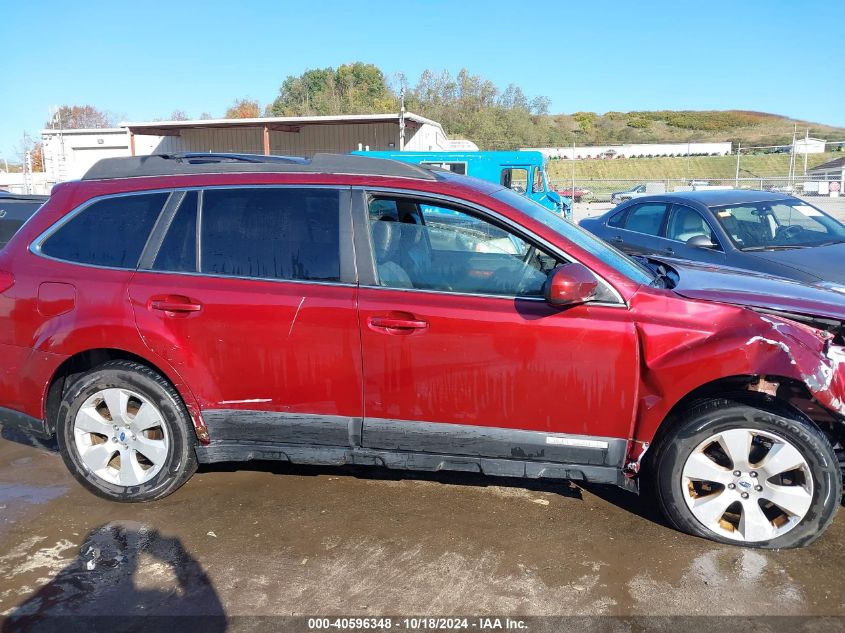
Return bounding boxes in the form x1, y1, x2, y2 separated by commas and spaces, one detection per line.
0, 425, 57, 452
1, 522, 227, 633
580, 482, 670, 527
200, 462, 688, 531
198, 459, 584, 500
199, 462, 683, 530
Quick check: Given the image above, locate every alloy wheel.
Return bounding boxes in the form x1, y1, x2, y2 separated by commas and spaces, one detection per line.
72, 388, 170, 486
681, 428, 814, 542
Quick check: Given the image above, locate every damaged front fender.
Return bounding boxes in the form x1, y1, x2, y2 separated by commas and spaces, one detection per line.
630, 290, 845, 446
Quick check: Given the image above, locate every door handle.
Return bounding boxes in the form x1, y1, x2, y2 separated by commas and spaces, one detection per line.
664, 247, 675, 256
610, 235, 623, 243
368, 315, 429, 334
149, 295, 203, 314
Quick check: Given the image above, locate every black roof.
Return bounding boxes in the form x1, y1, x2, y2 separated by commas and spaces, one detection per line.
808, 156, 845, 173
82, 152, 439, 181
631, 189, 796, 207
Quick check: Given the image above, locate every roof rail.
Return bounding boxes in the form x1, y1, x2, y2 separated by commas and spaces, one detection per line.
81, 152, 438, 181
159, 152, 310, 165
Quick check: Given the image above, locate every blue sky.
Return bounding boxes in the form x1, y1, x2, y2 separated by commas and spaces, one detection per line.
1, 0, 843, 159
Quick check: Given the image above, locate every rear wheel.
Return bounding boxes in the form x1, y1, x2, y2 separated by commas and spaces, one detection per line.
654, 399, 841, 548
56, 360, 197, 502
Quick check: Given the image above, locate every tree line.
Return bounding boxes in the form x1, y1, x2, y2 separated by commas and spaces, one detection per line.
32, 62, 843, 163
40, 64, 574, 151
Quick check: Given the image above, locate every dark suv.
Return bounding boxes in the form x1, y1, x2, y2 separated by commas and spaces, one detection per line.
1, 153, 845, 548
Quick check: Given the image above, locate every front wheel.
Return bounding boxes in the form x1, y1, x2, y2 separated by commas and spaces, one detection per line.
654, 399, 841, 548
56, 360, 197, 502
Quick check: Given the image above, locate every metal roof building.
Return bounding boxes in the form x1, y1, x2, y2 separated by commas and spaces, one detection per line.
808, 156, 845, 179
42, 112, 463, 183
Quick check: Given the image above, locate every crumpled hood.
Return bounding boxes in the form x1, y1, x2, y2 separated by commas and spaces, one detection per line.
664, 257, 845, 321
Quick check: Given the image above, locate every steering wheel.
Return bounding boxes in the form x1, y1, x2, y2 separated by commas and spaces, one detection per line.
484, 261, 546, 296
521, 244, 537, 264
776, 224, 804, 241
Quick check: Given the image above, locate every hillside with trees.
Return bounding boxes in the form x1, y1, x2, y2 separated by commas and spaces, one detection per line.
267, 63, 845, 150
26, 65, 845, 175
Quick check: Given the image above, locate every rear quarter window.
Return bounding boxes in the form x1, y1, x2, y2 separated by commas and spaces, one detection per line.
0, 200, 46, 250
40, 193, 168, 268
607, 209, 627, 227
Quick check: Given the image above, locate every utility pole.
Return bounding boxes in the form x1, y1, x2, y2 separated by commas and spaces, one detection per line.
803, 128, 809, 176
735, 142, 741, 187
571, 138, 576, 212
398, 88, 406, 151
788, 124, 797, 186
24, 149, 32, 194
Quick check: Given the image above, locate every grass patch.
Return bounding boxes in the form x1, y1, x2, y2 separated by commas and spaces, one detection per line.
547, 152, 840, 181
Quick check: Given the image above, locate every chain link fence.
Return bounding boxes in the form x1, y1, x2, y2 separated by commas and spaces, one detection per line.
549, 176, 844, 204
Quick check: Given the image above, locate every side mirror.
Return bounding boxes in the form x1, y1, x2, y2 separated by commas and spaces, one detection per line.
686, 234, 718, 249
544, 263, 599, 307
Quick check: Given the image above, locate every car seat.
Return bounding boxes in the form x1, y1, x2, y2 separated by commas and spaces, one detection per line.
371, 220, 413, 288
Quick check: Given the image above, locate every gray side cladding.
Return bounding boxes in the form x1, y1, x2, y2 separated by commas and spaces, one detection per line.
362, 418, 626, 467
202, 410, 354, 447
198, 410, 629, 488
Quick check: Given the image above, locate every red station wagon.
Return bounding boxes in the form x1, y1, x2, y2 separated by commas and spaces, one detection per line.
1, 152, 845, 548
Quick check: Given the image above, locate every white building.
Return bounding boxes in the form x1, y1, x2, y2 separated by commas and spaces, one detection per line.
793, 137, 826, 154
41, 128, 163, 184
0, 171, 52, 195
42, 112, 459, 182
524, 141, 733, 159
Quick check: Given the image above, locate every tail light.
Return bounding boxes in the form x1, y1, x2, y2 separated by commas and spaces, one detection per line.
0, 271, 14, 293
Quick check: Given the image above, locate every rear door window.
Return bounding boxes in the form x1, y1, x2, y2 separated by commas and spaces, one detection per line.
40, 193, 168, 268
621, 203, 669, 236
198, 187, 341, 282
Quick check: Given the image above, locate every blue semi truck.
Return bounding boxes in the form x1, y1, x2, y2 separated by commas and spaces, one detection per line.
353, 150, 571, 219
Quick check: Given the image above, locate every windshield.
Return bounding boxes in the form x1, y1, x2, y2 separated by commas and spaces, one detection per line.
711, 199, 845, 250
491, 187, 655, 285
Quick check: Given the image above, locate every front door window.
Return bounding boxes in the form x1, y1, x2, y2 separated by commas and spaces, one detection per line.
367, 197, 560, 297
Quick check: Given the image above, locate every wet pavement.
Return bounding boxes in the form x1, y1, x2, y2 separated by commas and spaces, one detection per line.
1, 427, 845, 623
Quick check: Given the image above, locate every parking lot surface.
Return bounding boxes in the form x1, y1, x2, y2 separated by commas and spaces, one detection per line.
2, 429, 845, 621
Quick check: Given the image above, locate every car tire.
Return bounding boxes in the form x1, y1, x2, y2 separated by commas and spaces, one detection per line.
56, 360, 197, 502
653, 398, 841, 548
